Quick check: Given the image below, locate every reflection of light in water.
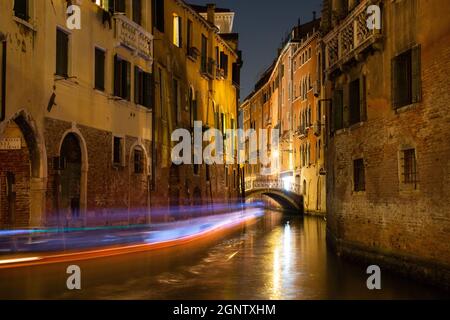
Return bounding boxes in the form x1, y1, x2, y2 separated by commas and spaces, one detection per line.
283, 222, 292, 277
272, 246, 281, 299
269, 222, 295, 299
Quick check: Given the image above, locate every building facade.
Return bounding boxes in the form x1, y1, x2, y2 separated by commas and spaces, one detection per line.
242, 18, 325, 215
0, 0, 241, 228
322, 0, 450, 285
151, 1, 242, 221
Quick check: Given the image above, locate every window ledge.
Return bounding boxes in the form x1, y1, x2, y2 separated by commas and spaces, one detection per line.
54, 76, 78, 87
394, 102, 419, 114
94, 88, 108, 96
348, 121, 366, 131
13, 16, 36, 31
352, 190, 366, 195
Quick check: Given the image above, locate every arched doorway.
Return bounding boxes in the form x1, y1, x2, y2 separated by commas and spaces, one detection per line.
60, 133, 82, 224
0, 112, 45, 228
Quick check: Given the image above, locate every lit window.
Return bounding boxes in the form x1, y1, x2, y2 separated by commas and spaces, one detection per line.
173, 14, 182, 47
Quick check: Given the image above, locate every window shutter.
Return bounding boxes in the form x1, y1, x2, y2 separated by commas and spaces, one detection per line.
391, 57, 399, 108
134, 66, 140, 104
178, 17, 183, 47
114, 55, 120, 97
360, 76, 367, 121
143, 73, 152, 108
411, 45, 422, 104
125, 61, 131, 100
114, 0, 126, 13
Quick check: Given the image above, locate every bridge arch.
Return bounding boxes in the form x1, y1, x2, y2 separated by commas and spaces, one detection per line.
245, 187, 304, 214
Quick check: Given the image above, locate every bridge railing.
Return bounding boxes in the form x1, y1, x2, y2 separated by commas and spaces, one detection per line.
245, 178, 302, 196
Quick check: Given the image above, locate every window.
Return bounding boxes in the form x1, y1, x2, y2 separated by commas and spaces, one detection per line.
349, 77, 367, 125
134, 147, 144, 174
114, 0, 126, 13
135, 67, 152, 108
225, 167, 229, 187
187, 19, 193, 51
132, 0, 142, 25
392, 46, 421, 108
14, 0, 29, 21
220, 52, 228, 78
173, 14, 182, 47
201, 35, 208, 73
349, 79, 361, 125
0, 38, 6, 122
113, 136, 124, 166
353, 158, 365, 192
152, 0, 165, 32
402, 149, 418, 189
114, 55, 131, 100
94, 47, 105, 91
56, 29, 69, 77
332, 89, 344, 132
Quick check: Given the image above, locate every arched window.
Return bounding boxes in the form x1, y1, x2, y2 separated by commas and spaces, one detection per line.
133, 147, 144, 174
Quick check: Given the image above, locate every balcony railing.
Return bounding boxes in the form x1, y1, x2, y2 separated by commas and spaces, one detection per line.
323, 0, 382, 73
114, 14, 153, 61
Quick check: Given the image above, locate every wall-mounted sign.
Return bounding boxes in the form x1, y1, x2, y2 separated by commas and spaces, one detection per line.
0, 137, 22, 150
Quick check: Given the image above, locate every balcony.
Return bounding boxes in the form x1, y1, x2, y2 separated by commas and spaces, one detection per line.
216, 68, 225, 80
114, 14, 153, 61
187, 47, 200, 61
323, 0, 382, 73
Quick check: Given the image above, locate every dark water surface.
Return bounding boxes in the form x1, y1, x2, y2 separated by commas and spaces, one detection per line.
0, 211, 447, 299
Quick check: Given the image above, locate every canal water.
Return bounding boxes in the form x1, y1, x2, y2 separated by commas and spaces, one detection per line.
0, 207, 447, 299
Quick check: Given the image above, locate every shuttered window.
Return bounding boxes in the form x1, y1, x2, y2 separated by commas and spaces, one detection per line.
14, 0, 29, 21
56, 29, 69, 78
220, 52, 228, 78
134, 67, 152, 108
114, 55, 131, 100
349, 79, 361, 125
113, 136, 124, 166
114, 0, 126, 13
201, 35, 208, 74
132, 0, 142, 25
392, 46, 421, 109
94, 48, 105, 91
152, 0, 165, 32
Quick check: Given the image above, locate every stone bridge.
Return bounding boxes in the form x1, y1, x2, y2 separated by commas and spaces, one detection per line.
244, 179, 304, 214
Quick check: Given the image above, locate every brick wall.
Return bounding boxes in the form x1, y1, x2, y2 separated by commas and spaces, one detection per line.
326, 1, 450, 286
0, 146, 30, 227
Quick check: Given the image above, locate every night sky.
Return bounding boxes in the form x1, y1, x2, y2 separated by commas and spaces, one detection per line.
189, 0, 323, 99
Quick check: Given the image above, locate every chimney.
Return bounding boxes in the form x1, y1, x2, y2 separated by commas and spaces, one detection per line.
313, 11, 317, 20
207, 3, 216, 24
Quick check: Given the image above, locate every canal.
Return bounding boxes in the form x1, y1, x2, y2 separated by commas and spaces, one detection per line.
0, 207, 447, 299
